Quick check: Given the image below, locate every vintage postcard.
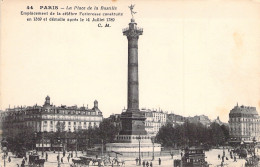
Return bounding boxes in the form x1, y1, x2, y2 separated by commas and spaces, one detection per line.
1, 0, 260, 167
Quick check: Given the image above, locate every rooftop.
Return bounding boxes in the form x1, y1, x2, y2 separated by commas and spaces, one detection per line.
230, 104, 258, 115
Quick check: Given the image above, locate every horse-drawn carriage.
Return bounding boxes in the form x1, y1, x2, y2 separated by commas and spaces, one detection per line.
110, 151, 125, 166
71, 154, 124, 167
233, 148, 248, 158
28, 154, 45, 167
174, 147, 209, 167
112, 157, 125, 166
71, 156, 92, 166
245, 155, 260, 167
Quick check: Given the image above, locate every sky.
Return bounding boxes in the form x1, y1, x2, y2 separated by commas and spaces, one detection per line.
1, 0, 260, 122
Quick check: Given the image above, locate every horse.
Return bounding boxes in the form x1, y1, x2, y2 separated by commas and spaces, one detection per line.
72, 158, 83, 166
113, 158, 125, 167
92, 158, 102, 166
31, 158, 45, 167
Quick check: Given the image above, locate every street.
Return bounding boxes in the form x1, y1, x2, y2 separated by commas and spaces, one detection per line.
0, 148, 257, 167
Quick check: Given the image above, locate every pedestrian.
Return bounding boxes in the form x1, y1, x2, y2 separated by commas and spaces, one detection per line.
218, 154, 220, 160
234, 156, 237, 162
135, 157, 138, 165
71, 152, 73, 158
67, 155, 70, 162
146, 161, 149, 167
63, 150, 65, 157
158, 158, 161, 165
181, 152, 183, 157
150, 161, 153, 167
22, 159, 25, 165
171, 153, 173, 159
57, 155, 59, 162
61, 157, 63, 163
142, 160, 145, 167
8, 156, 11, 163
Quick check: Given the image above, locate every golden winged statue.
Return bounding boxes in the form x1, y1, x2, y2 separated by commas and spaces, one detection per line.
129, 4, 137, 19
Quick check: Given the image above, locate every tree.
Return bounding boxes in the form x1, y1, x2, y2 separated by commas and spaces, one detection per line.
98, 118, 120, 144
156, 121, 229, 149
209, 122, 225, 146
221, 124, 229, 142
155, 123, 176, 148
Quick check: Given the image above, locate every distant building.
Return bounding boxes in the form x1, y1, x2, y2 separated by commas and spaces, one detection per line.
141, 108, 167, 137
229, 104, 260, 144
167, 113, 186, 126
188, 115, 211, 126
212, 116, 226, 126
107, 113, 122, 130
0, 96, 103, 137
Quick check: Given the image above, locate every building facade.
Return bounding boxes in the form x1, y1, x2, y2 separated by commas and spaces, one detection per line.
229, 104, 260, 143
0, 96, 103, 137
167, 113, 186, 126
188, 115, 211, 127
141, 109, 167, 137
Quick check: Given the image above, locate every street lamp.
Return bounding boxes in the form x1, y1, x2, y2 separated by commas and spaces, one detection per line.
137, 135, 141, 166
151, 137, 155, 161
42, 132, 45, 157
34, 132, 37, 151
76, 136, 78, 157
85, 137, 89, 156
1, 138, 8, 167
253, 137, 257, 157
101, 139, 104, 158
57, 137, 61, 167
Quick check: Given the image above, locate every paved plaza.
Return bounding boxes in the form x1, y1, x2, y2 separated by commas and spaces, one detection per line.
1, 148, 258, 167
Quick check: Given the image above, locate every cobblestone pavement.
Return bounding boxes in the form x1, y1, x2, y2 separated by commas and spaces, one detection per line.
1, 149, 258, 167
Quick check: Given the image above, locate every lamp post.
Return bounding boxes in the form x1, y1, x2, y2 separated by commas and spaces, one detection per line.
34, 132, 37, 151
151, 137, 155, 161
101, 139, 104, 158
57, 137, 61, 167
42, 132, 45, 157
85, 138, 89, 156
253, 137, 257, 157
1, 138, 8, 167
137, 135, 141, 166
76, 137, 78, 157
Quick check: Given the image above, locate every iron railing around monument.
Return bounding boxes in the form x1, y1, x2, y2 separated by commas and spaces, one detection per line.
104, 149, 180, 158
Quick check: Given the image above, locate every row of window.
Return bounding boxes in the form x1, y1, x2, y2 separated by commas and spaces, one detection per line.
42, 115, 102, 121
47, 109, 99, 116
230, 118, 260, 122
43, 121, 99, 126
